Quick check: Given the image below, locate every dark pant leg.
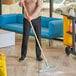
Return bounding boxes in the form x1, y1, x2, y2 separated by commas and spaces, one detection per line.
21, 18, 31, 57
32, 17, 41, 58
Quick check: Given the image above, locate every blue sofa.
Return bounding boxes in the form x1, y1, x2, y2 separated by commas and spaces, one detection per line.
0, 14, 63, 39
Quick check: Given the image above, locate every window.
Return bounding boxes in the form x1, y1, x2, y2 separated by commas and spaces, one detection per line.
68, 0, 76, 2
43, 0, 49, 3
53, 0, 64, 3
15, 0, 19, 3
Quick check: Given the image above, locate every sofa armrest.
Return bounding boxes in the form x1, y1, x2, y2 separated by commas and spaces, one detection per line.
41, 16, 62, 28
49, 20, 63, 38
0, 14, 18, 26
41, 16, 51, 28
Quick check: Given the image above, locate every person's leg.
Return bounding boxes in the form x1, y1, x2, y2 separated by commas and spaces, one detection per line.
32, 17, 43, 61
19, 18, 31, 61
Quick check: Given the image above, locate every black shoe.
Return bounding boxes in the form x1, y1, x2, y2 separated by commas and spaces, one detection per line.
37, 56, 43, 61
19, 56, 25, 62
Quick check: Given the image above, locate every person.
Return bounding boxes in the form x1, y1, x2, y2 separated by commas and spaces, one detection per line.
19, 0, 43, 62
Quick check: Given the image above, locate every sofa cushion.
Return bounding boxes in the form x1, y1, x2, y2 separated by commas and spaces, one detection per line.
1, 23, 23, 34
0, 14, 18, 26
41, 28, 49, 38
41, 28, 49, 34
41, 17, 50, 28
41, 16, 62, 28
1, 24, 49, 38
49, 20, 63, 38
30, 27, 49, 38
17, 14, 24, 24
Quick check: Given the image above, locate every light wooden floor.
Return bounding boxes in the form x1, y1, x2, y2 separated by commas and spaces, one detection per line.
0, 39, 76, 76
